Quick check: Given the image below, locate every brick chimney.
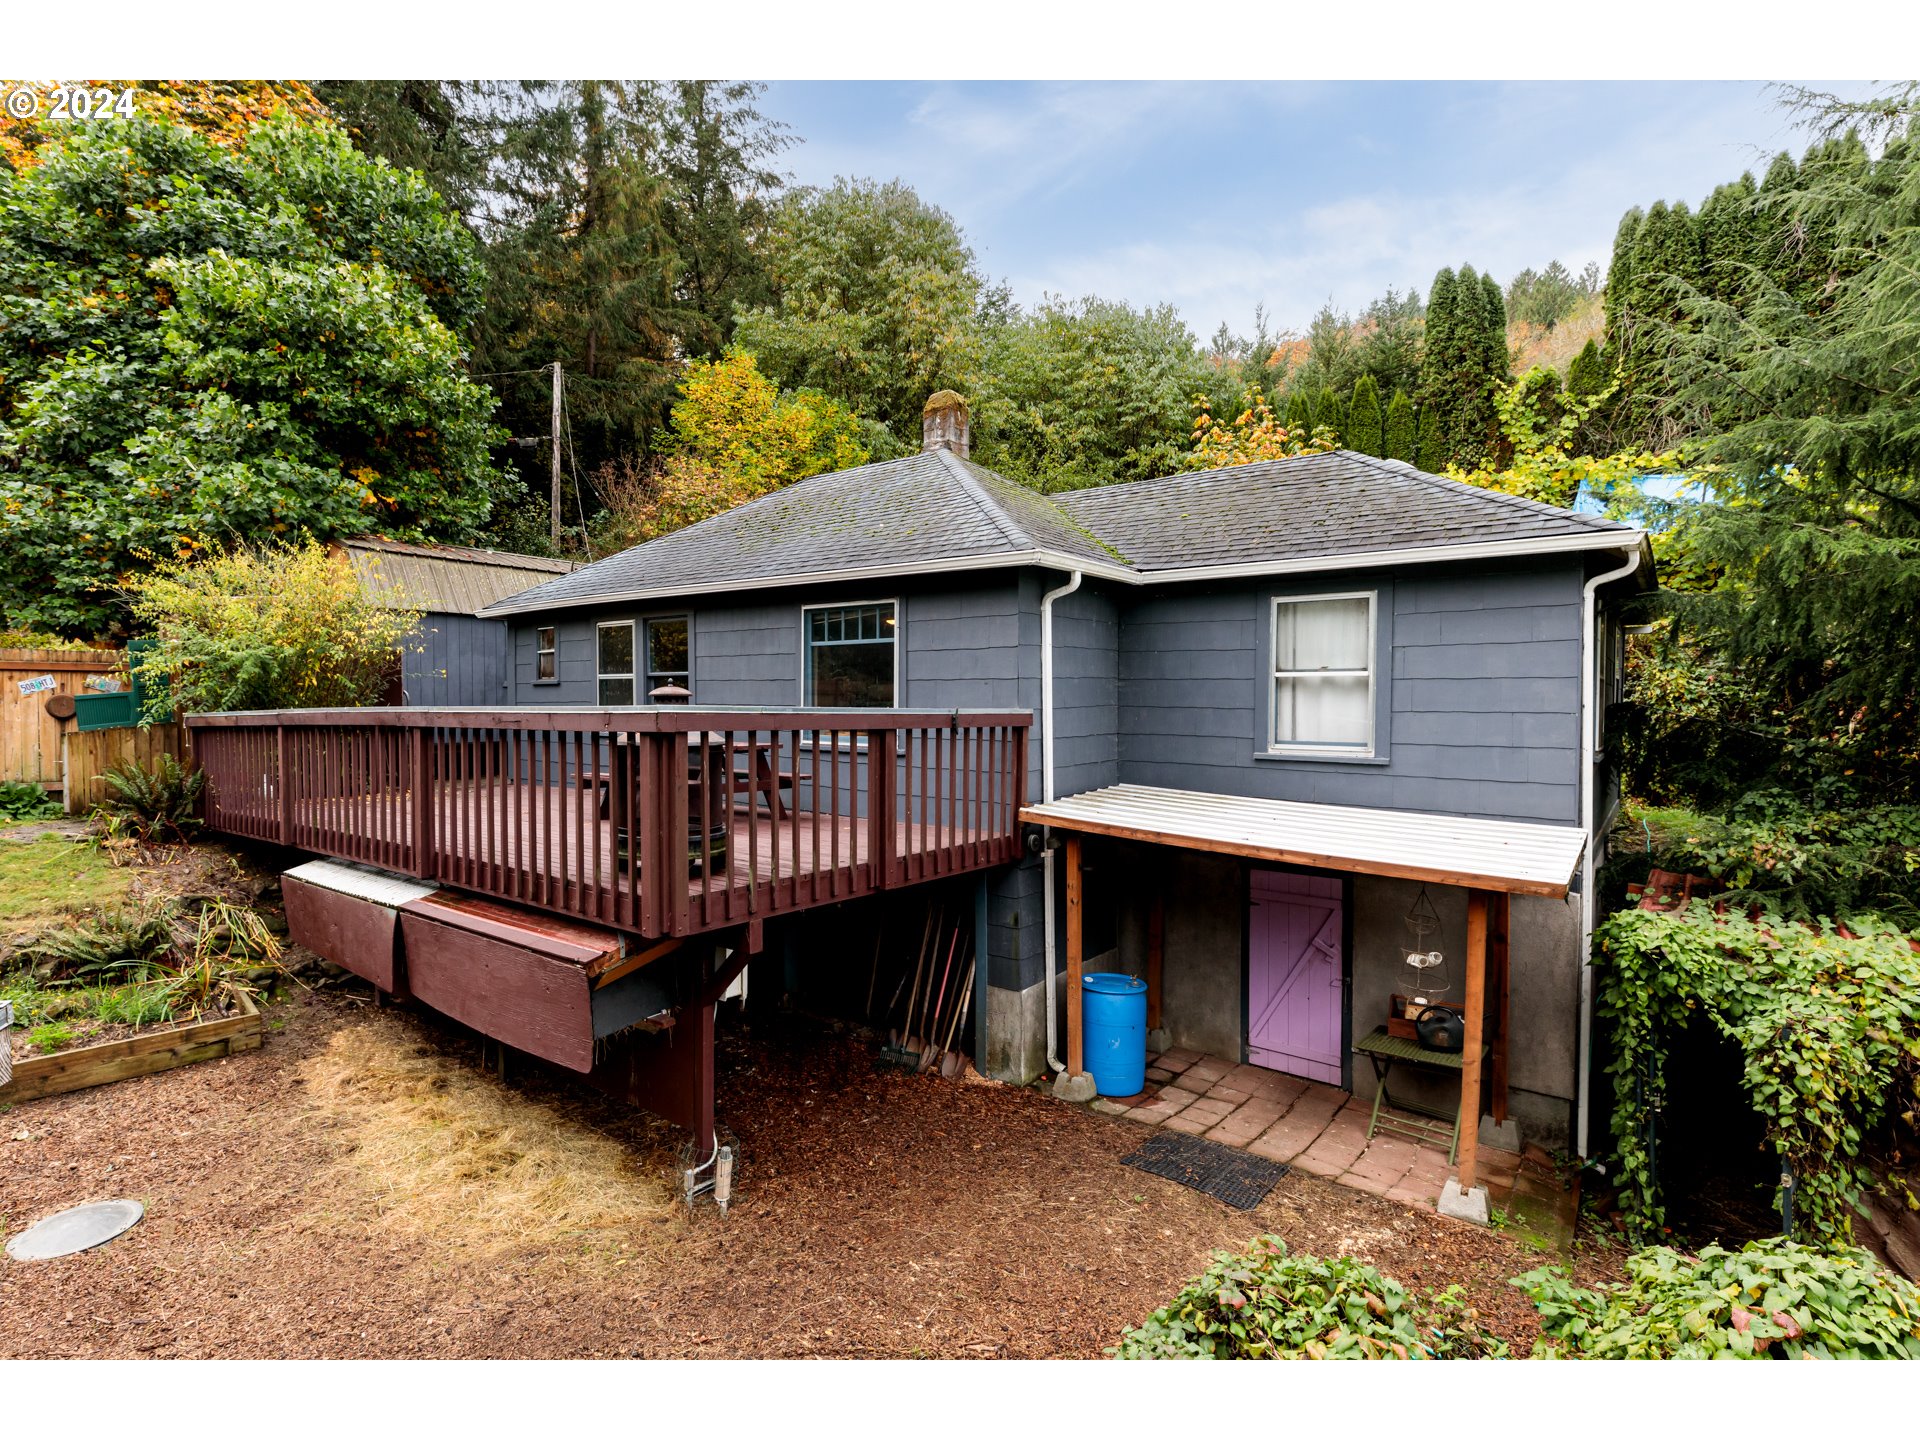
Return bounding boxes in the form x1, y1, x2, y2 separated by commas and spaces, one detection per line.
921, 390, 970, 459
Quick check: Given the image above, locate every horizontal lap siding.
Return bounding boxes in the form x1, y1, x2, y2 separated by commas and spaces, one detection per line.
1117, 564, 1585, 825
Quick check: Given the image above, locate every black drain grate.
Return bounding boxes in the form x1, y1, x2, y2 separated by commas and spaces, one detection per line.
1121, 1131, 1288, 1211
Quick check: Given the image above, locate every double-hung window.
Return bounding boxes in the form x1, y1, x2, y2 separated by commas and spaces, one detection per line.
534, 626, 557, 683
804, 601, 896, 707
1270, 592, 1375, 754
597, 621, 636, 706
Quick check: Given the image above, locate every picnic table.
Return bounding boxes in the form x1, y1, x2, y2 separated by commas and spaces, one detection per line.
1353, 1026, 1488, 1164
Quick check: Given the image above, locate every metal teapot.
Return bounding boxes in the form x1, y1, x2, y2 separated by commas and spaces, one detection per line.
1413, 1004, 1464, 1054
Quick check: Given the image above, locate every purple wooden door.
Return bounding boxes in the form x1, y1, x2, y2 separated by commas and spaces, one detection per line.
1247, 870, 1344, 1084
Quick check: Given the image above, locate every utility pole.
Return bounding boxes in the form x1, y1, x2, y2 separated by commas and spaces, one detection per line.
550, 361, 563, 551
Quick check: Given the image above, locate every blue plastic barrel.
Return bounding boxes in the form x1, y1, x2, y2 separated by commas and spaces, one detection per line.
1081, 972, 1148, 1096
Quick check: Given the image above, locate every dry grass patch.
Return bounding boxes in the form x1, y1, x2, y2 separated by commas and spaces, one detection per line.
301, 1014, 679, 1261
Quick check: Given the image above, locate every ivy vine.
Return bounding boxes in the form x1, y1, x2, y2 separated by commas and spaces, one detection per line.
1593, 902, 1920, 1244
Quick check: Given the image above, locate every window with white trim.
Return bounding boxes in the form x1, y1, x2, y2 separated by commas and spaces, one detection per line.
1270, 592, 1375, 753
645, 616, 690, 701
535, 626, 557, 683
804, 601, 897, 707
597, 621, 635, 706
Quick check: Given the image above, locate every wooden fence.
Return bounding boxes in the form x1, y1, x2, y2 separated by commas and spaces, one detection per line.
189, 707, 1030, 940
0, 646, 123, 789
60, 721, 188, 816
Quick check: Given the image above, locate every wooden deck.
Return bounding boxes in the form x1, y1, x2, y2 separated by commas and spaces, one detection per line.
190, 708, 1030, 939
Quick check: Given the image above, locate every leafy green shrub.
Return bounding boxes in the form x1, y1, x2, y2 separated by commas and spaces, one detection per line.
0, 780, 60, 822
0, 113, 505, 637
1595, 902, 1920, 1242
1111, 1236, 1508, 1359
1629, 787, 1920, 921
99, 754, 206, 842
127, 543, 421, 718
1516, 1239, 1920, 1358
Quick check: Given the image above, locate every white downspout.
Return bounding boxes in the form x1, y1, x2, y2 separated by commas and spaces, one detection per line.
1040, 568, 1083, 1076
1576, 544, 1645, 1157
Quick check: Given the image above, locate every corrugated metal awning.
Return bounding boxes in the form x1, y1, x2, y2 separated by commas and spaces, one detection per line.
1020, 784, 1585, 897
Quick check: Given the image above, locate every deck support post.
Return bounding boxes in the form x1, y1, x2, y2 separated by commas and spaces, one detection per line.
1444, 887, 1491, 1220
1146, 883, 1165, 1044
1490, 891, 1510, 1126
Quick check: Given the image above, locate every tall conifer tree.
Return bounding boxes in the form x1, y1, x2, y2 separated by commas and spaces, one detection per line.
1383, 388, 1416, 462
1347, 373, 1383, 455
1415, 405, 1445, 471
1315, 384, 1346, 443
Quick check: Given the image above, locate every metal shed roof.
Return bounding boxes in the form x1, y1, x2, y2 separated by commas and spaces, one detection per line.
1020, 783, 1587, 897
339, 539, 578, 616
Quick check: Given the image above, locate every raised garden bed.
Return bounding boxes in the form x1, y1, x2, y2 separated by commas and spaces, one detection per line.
1, 992, 261, 1104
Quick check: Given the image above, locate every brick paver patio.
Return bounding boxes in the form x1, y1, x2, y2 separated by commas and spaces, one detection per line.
1089, 1046, 1525, 1213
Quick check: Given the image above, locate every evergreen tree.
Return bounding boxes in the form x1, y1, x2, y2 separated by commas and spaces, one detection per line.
475, 81, 692, 467
1315, 384, 1346, 443
1567, 338, 1608, 399
654, 80, 790, 359
1383, 389, 1416, 462
1698, 174, 1759, 302
1284, 388, 1314, 436
1347, 374, 1383, 455
1653, 84, 1920, 795
1414, 405, 1445, 471
1415, 266, 1459, 437
1756, 151, 1802, 293
1601, 206, 1645, 360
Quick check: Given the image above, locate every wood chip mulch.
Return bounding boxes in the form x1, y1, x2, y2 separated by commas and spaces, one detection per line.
0, 993, 1606, 1358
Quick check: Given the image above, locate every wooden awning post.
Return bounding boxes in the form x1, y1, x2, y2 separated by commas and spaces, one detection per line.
1066, 834, 1085, 1077
1146, 886, 1165, 1036
1456, 888, 1489, 1192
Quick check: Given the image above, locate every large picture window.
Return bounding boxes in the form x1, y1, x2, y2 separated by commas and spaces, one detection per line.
645, 616, 690, 701
805, 601, 897, 707
597, 621, 635, 706
1271, 592, 1375, 753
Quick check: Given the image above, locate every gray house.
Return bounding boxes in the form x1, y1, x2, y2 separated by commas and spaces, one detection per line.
476, 394, 1651, 1186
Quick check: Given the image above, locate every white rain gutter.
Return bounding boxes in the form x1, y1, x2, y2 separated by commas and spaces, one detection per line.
1039, 568, 1083, 1077
1575, 542, 1647, 1158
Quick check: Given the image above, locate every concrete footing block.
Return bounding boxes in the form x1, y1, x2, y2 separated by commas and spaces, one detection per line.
1438, 1178, 1490, 1226
1479, 1117, 1521, 1153
1146, 1028, 1171, 1054
1051, 1070, 1098, 1103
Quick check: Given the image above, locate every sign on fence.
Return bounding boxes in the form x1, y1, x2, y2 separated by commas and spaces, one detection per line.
17, 674, 55, 696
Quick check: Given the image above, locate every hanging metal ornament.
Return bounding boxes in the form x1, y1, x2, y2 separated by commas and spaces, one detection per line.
1402, 885, 1451, 1004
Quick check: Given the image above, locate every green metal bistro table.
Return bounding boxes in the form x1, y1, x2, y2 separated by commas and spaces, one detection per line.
1353, 1027, 1489, 1164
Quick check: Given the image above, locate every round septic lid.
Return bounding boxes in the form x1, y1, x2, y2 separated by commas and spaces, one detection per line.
6, 1200, 144, 1262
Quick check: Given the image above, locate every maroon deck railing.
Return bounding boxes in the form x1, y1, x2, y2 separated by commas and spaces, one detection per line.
186, 708, 1030, 939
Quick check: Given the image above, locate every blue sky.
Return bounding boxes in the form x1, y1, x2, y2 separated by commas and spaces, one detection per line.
761, 80, 1848, 342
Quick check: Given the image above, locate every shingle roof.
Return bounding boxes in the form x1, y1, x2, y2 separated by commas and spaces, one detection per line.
339, 538, 577, 615
479, 449, 1641, 616
484, 448, 1124, 614
1056, 452, 1633, 573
